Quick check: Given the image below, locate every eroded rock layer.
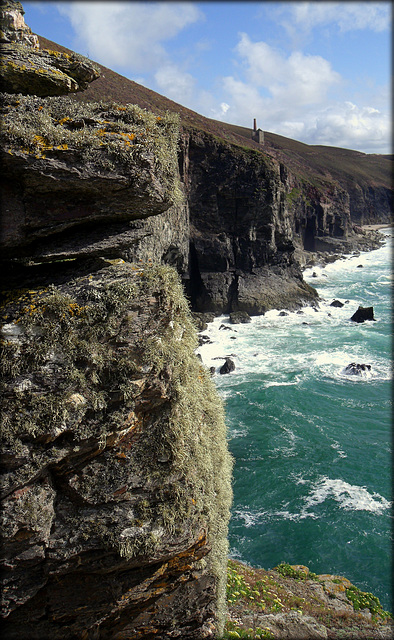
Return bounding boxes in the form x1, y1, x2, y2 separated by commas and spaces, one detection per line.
0, 263, 233, 639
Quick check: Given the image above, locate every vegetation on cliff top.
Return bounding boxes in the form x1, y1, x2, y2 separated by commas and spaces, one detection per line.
37, 34, 392, 196
1, 91, 182, 205
221, 560, 392, 639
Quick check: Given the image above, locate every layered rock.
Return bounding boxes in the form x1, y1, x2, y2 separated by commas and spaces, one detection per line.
0, 93, 185, 265
184, 131, 319, 313
0, 263, 233, 639
0, 0, 99, 96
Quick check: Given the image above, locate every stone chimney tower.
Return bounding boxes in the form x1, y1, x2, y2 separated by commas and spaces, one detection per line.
251, 118, 264, 145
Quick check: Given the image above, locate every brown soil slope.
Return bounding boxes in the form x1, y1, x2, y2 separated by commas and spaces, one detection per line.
38, 36, 392, 196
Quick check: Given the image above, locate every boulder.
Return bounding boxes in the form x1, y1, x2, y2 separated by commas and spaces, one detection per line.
330, 299, 344, 307
350, 306, 375, 323
191, 312, 215, 331
219, 358, 235, 375
229, 311, 251, 324
0, 1, 100, 96
279, 311, 289, 316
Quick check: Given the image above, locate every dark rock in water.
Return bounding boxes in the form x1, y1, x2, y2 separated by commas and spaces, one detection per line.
196, 353, 202, 362
345, 300, 350, 304
357, 264, 364, 268
330, 300, 344, 308
350, 306, 375, 323
220, 358, 235, 374
302, 322, 310, 325
297, 310, 304, 315
344, 362, 372, 375
230, 336, 237, 340
312, 272, 318, 278
279, 311, 289, 317
198, 334, 212, 346
209, 366, 216, 376
229, 311, 251, 324
219, 324, 234, 331
192, 312, 215, 331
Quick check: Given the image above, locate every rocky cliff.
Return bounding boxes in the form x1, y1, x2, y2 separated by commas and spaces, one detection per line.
0, 262, 233, 639
0, 3, 392, 638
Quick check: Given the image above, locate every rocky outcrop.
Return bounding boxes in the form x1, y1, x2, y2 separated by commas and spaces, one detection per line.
0, 262, 233, 639
184, 131, 319, 314
0, 1, 99, 96
219, 358, 235, 375
343, 363, 372, 375
0, 93, 186, 264
350, 306, 375, 323
0, 0, 39, 48
226, 560, 393, 639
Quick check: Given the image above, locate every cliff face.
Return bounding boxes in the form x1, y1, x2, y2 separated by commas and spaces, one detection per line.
1, 263, 233, 639
0, 5, 391, 638
183, 131, 319, 314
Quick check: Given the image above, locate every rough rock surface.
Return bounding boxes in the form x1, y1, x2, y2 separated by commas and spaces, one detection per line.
0, 93, 183, 260
0, 0, 39, 48
0, 1, 99, 96
229, 311, 251, 324
350, 306, 375, 323
184, 131, 319, 314
226, 561, 393, 640
0, 263, 233, 639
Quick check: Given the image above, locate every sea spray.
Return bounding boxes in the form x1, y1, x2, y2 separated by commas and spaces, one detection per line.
197, 229, 392, 611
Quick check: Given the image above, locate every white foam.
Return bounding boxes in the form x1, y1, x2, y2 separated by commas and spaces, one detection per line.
302, 476, 391, 515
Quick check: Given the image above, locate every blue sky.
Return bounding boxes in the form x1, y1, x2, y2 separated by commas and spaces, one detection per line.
22, 1, 391, 154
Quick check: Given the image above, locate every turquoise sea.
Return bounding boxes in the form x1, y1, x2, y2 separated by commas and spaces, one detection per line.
197, 229, 392, 611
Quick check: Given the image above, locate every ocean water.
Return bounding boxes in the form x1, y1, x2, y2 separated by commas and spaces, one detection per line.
197, 229, 392, 611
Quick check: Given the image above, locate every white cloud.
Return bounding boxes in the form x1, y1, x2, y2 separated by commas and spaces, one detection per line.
277, 1, 391, 37
57, 1, 202, 72
154, 64, 196, 105
235, 33, 341, 106
216, 34, 390, 153
303, 102, 391, 153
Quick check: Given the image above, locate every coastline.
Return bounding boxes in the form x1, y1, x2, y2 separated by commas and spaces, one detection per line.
361, 223, 393, 231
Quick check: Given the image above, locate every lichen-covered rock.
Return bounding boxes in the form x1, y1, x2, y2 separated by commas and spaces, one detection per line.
0, 0, 38, 48
0, 94, 182, 257
0, 42, 100, 96
0, 263, 233, 639
0, 0, 99, 96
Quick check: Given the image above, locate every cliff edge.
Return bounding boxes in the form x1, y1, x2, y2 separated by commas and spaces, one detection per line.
1, 263, 233, 639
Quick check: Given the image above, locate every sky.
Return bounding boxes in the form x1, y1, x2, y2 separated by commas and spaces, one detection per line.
22, 1, 392, 154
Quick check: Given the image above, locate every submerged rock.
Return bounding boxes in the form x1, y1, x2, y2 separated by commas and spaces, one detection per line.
344, 363, 372, 375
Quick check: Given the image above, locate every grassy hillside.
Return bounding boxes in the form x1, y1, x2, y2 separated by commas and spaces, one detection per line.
38, 35, 392, 193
